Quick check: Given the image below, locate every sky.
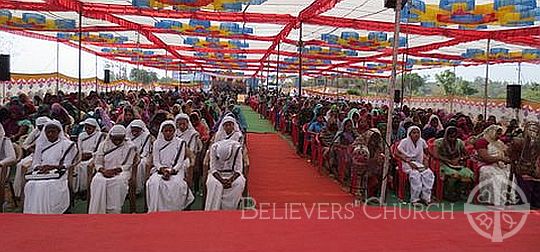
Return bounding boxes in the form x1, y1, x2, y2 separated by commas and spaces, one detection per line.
1, 31, 539, 84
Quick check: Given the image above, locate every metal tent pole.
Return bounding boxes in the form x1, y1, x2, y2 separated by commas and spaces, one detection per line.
77, 5, 82, 121
298, 23, 303, 98
483, 38, 491, 119
380, 0, 403, 204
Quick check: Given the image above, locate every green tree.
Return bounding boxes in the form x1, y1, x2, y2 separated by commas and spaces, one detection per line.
435, 70, 456, 96
129, 68, 158, 85
398, 73, 426, 95
457, 78, 478, 96
158, 76, 177, 83
523, 82, 540, 102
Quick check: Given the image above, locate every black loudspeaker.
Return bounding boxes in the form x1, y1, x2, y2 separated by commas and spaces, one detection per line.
385, 0, 407, 10
506, 85, 521, 108
394, 89, 401, 103
0, 55, 10, 81
104, 69, 110, 84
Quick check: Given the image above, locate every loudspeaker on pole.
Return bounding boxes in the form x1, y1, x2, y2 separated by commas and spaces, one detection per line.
104, 69, 110, 84
0, 55, 10, 81
506, 85, 521, 109
394, 89, 401, 103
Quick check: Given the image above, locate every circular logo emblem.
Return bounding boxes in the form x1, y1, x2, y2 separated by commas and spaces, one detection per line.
464, 176, 530, 242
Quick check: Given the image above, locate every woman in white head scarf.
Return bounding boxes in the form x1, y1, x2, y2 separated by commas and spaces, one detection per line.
24, 120, 78, 214
74, 118, 106, 193
126, 119, 153, 194
146, 120, 194, 212
89, 124, 136, 214
175, 113, 202, 154
14, 116, 49, 198
397, 126, 435, 204
0, 123, 17, 204
214, 115, 243, 143
22, 116, 50, 151
205, 139, 246, 210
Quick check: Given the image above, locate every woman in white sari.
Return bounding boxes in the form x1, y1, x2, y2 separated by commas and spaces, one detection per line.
0, 123, 17, 206
205, 139, 246, 210
214, 115, 243, 143
88, 125, 136, 214
14, 116, 49, 198
475, 125, 516, 205
74, 118, 106, 193
176, 113, 203, 154
126, 119, 153, 194
146, 120, 194, 212
24, 120, 77, 214
397, 126, 435, 204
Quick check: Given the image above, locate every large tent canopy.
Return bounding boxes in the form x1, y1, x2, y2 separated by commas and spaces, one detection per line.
0, 0, 539, 79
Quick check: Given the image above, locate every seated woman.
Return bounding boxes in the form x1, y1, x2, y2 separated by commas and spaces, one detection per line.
89, 125, 136, 214
474, 125, 516, 205
146, 121, 194, 212
176, 113, 204, 192
434, 126, 474, 201
0, 123, 17, 203
397, 126, 435, 205
74, 118, 106, 194
330, 118, 359, 178
333, 118, 358, 146
214, 115, 244, 143
319, 119, 338, 173
422, 115, 443, 140
126, 119, 153, 194
190, 112, 210, 142
351, 128, 385, 200
14, 116, 49, 198
205, 139, 246, 210
176, 113, 203, 155
24, 120, 77, 214
308, 113, 326, 134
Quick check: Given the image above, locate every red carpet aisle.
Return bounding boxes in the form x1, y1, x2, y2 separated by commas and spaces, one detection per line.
1, 209, 539, 252
247, 133, 354, 207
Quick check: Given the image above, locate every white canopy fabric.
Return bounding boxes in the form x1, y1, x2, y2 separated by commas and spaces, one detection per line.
0, 0, 538, 78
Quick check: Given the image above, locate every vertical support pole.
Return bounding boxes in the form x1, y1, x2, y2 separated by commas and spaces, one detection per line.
56, 39, 60, 94
483, 38, 491, 119
380, 0, 403, 204
77, 5, 82, 121
298, 23, 303, 98
276, 42, 280, 96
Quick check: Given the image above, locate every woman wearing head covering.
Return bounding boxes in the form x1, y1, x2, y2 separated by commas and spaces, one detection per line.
397, 126, 435, 204
422, 115, 444, 140
14, 116, 50, 198
74, 118, 106, 194
333, 118, 359, 146
474, 125, 516, 205
126, 119, 153, 194
347, 108, 360, 129
231, 106, 248, 133
175, 114, 203, 154
351, 128, 385, 200
0, 123, 17, 201
117, 105, 139, 128
94, 107, 113, 132
24, 120, 78, 214
205, 139, 246, 210
190, 112, 210, 142
88, 125, 136, 214
214, 115, 243, 143
146, 121, 194, 212
434, 126, 474, 201
50, 103, 74, 129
